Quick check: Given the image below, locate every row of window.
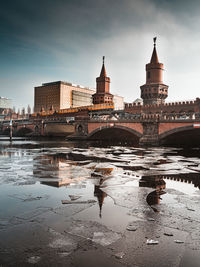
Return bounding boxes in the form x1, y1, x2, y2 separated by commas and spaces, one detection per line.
141, 93, 167, 98
142, 88, 167, 92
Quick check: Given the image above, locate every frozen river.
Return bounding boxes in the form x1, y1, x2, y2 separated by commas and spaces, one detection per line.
1, 138, 200, 266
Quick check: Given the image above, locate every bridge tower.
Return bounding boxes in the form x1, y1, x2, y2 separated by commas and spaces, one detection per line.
140, 38, 168, 105
92, 56, 113, 105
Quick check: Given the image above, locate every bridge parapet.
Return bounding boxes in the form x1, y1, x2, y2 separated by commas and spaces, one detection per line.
125, 98, 200, 115
124, 102, 141, 108
88, 111, 199, 123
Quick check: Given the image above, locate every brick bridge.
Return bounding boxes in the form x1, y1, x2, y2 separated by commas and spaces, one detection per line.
74, 108, 200, 146
0, 119, 36, 136
1, 99, 200, 146
72, 97, 200, 146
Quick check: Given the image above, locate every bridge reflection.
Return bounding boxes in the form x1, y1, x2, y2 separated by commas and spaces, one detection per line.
140, 173, 200, 189
139, 176, 166, 211
139, 173, 200, 211
33, 153, 200, 216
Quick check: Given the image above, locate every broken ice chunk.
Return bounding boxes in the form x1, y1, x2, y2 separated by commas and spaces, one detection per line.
61, 199, 96, 204
164, 232, 173, 236
146, 239, 159, 245
92, 232, 120, 246
115, 252, 125, 259
174, 240, 184, 244
69, 195, 81, 201
126, 223, 137, 231
147, 218, 155, 221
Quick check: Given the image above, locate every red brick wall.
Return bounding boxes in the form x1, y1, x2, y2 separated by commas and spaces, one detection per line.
88, 122, 143, 135
159, 122, 193, 135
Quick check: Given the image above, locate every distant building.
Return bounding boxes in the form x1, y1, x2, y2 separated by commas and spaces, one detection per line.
34, 79, 124, 112
0, 97, 12, 114
133, 98, 143, 105
34, 81, 94, 112
113, 95, 124, 110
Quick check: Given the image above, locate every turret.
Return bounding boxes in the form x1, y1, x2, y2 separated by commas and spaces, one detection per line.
92, 57, 113, 104
140, 38, 168, 105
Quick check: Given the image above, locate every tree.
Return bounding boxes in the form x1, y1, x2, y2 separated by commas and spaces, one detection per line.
27, 105, 31, 114
21, 107, 25, 116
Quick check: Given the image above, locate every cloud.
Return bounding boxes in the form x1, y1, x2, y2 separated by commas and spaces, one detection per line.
1, 0, 200, 108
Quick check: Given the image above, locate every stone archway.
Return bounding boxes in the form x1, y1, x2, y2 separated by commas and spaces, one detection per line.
88, 125, 142, 144
159, 125, 200, 146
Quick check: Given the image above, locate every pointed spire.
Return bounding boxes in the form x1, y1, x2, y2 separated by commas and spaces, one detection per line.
150, 37, 159, 64
100, 56, 107, 77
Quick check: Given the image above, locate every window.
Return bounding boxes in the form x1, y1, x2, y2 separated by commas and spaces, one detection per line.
147, 71, 150, 79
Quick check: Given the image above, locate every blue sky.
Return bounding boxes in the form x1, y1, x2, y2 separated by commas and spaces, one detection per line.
1, 0, 200, 110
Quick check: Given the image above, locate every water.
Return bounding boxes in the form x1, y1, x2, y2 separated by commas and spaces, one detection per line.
1, 138, 200, 266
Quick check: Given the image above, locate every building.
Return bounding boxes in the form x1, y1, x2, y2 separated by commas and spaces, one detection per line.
34, 75, 124, 112
140, 37, 168, 105
133, 98, 143, 105
0, 97, 12, 114
125, 38, 200, 117
34, 81, 94, 112
92, 56, 113, 105
113, 95, 124, 110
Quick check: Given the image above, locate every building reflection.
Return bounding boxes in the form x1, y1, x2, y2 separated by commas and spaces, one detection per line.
139, 173, 200, 211
94, 185, 107, 218
139, 175, 166, 211
33, 153, 200, 216
163, 173, 200, 189
139, 175, 166, 190
34, 154, 86, 188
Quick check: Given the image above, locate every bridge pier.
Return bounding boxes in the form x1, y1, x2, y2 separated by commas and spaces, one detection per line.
139, 121, 159, 146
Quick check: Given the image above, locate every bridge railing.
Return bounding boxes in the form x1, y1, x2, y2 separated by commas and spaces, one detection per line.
89, 112, 200, 122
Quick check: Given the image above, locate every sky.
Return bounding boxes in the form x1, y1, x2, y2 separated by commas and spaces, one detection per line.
1, 0, 200, 111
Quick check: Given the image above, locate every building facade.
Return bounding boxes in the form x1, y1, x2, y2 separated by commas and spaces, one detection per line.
34, 81, 95, 112
0, 97, 12, 114
34, 79, 123, 113
113, 95, 124, 110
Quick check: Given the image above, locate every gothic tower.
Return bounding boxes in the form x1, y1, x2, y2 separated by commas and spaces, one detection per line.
92, 56, 113, 105
140, 38, 168, 105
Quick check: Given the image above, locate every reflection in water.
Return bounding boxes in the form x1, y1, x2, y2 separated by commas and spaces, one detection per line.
34, 152, 200, 214
139, 176, 166, 190
139, 176, 166, 212
164, 173, 200, 189
94, 185, 107, 218
33, 154, 88, 188
2, 141, 200, 266
146, 190, 166, 212
35, 154, 114, 218
31, 147, 200, 219
139, 173, 200, 212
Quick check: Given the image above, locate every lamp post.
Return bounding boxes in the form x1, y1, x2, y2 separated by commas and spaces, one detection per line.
9, 111, 12, 142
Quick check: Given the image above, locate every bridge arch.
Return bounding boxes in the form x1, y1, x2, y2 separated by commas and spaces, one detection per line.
16, 127, 33, 136
2, 127, 10, 135
88, 125, 142, 144
159, 125, 200, 146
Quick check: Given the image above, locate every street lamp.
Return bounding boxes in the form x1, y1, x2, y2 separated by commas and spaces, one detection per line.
9, 110, 12, 142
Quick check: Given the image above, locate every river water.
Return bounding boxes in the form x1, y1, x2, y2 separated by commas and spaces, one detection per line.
0, 137, 200, 266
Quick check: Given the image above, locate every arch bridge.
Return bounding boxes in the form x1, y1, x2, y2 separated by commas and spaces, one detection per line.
74, 110, 200, 146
